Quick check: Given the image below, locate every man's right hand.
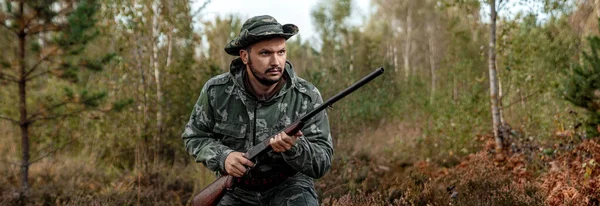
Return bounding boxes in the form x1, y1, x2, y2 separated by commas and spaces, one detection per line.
224, 152, 255, 177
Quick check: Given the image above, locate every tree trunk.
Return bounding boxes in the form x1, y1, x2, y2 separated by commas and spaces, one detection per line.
166, 30, 173, 70
403, 6, 412, 80
488, 0, 503, 152
498, 76, 505, 125
17, 1, 30, 196
134, 33, 149, 171
151, 0, 163, 166
596, 0, 600, 18
393, 46, 398, 73
427, 21, 437, 104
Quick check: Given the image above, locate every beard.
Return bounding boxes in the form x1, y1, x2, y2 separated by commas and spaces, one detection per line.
248, 57, 283, 86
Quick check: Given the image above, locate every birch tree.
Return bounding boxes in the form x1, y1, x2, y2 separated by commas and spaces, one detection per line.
488, 0, 505, 152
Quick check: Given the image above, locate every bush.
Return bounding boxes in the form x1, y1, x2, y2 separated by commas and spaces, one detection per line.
563, 32, 600, 138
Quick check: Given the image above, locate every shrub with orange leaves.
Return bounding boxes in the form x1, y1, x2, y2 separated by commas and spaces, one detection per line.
539, 140, 600, 206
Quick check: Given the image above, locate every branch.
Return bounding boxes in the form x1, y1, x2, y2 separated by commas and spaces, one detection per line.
191, 0, 212, 18
0, 114, 19, 124
25, 46, 60, 78
23, 3, 71, 35
27, 22, 65, 35
0, 71, 19, 83
28, 136, 78, 166
26, 68, 55, 80
29, 109, 85, 122
0, 159, 20, 167
497, 0, 509, 12
27, 99, 72, 122
17, 5, 42, 35
0, 20, 12, 32
26, 61, 61, 80
55, 3, 74, 17
501, 89, 542, 110
29, 93, 107, 122
0, 12, 16, 33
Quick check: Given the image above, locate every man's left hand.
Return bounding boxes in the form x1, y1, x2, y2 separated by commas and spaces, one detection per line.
270, 130, 303, 152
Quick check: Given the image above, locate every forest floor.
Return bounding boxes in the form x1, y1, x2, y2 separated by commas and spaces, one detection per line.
1, 121, 599, 205
316, 121, 600, 206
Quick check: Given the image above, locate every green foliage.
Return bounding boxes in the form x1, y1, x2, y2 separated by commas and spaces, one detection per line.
28, 0, 59, 21
112, 98, 133, 112
4, 1, 12, 13
30, 41, 41, 53
0, 59, 9, 68
0, 0, 595, 204
58, 62, 79, 82
80, 89, 107, 107
81, 53, 117, 71
57, 0, 100, 48
63, 87, 75, 99
563, 31, 600, 137
494, 14, 580, 141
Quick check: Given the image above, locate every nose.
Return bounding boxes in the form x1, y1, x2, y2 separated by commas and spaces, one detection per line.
270, 54, 280, 67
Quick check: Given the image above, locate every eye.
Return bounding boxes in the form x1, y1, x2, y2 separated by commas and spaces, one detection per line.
260, 51, 270, 56
278, 50, 286, 55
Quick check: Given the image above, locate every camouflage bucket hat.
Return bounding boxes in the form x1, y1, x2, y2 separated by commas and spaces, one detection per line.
224, 15, 299, 56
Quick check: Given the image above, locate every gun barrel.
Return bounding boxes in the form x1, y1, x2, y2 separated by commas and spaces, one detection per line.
301, 67, 385, 122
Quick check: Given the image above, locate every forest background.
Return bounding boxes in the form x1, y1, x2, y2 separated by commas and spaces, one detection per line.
1, 0, 600, 205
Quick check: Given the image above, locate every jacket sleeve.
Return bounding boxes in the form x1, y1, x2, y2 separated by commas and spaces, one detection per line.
182, 84, 233, 173
282, 88, 333, 179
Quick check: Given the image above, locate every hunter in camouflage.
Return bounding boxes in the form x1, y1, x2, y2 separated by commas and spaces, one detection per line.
182, 15, 333, 206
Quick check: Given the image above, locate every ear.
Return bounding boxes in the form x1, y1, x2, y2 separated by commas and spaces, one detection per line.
240, 49, 249, 64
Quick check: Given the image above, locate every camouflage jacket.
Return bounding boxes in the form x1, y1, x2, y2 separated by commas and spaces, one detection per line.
182, 58, 333, 179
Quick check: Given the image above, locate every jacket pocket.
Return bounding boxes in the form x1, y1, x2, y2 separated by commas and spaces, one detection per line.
214, 122, 247, 151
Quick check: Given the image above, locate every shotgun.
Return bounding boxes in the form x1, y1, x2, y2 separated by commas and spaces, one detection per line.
192, 68, 385, 206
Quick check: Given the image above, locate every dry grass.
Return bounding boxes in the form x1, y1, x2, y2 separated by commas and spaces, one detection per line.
318, 121, 600, 206
3, 119, 600, 205
0, 146, 214, 205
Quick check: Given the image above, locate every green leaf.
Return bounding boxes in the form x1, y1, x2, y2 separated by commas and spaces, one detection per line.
5, 1, 12, 13
58, 62, 78, 82
0, 59, 10, 68
112, 98, 134, 112
63, 87, 74, 99
81, 53, 117, 71
80, 89, 107, 108
543, 148, 554, 156
30, 42, 41, 53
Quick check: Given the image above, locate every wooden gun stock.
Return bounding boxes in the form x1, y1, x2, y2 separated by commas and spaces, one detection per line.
192, 175, 233, 206
191, 68, 385, 206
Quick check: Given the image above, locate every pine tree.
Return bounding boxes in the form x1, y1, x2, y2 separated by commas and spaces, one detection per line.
0, 0, 120, 197
564, 29, 600, 138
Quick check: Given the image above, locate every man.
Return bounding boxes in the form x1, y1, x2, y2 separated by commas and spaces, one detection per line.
182, 15, 333, 206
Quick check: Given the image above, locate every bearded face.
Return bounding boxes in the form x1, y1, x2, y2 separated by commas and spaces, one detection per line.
241, 37, 287, 87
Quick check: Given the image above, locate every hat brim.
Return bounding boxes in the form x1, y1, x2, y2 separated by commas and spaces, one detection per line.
225, 24, 298, 56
